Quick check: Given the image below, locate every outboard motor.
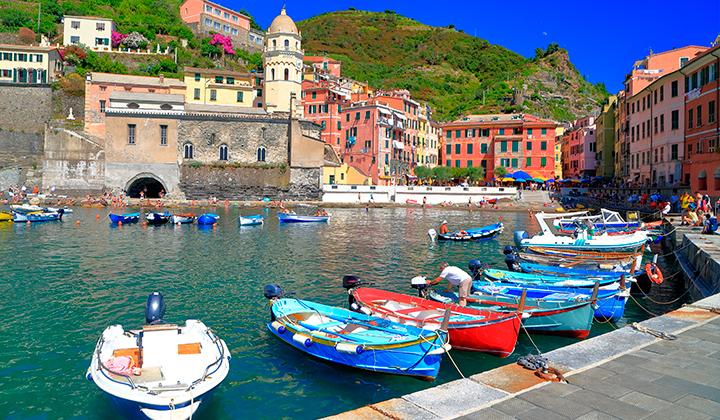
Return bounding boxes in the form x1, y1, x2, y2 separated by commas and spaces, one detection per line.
513, 231, 528, 248
410, 276, 429, 298
342, 275, 373, 308
263, 284, 285, 300
503, 245, 514, 255
57, 208, 65, 220
505, 253, 517, 271
145, 292, 165, 325
468, 260, 484, 281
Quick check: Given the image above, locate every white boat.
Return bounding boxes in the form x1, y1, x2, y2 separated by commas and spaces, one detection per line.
239, 215, 263, 226
86, 293, 230, 420
515, 212, 649, 253
170, 213, 196, 224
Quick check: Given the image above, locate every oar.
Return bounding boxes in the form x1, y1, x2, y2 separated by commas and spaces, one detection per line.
590, 281, 600, 302
620, 274, 626, 290
440, 307, 451, 332
517, 290, 527, 313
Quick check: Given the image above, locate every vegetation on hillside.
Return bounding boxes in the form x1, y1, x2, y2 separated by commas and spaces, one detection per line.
297, 10, 609, 122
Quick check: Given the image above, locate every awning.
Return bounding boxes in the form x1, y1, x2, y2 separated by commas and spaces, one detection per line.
394, 113, 407, 120
378, 108, 391, 115
393, 140, 404, 149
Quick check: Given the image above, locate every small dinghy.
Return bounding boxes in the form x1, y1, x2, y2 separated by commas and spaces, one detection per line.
346, 277, 522, 356
145, 212, 171, 225
264, 284, 450, 381
26, 209, 64, 222
517, 262, 634, 280
0, 212, 11, 222
482, 267, 618, 288
110, 213, 140, 224
170, 213, 196, 224
238, 215, 263, 226
86, 293, 230, 420
197, 213, 219, 225
428, 221, 504, 242
277, 204, 329, 223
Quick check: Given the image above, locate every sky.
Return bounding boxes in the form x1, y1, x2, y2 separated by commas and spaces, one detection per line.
228, 0, 720, 93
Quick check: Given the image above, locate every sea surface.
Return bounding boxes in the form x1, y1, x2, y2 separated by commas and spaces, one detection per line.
0, 206, 687, 420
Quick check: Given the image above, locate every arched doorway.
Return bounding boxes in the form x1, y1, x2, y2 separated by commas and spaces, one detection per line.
125, 174, 166, 198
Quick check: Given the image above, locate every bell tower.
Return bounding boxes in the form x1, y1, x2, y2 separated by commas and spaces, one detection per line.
262, 8, 304, 118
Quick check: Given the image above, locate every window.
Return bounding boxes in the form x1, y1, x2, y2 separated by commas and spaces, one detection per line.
214, 76, 223, 84
512, 141, 519, 152
160, 125, 167, 145
270, 69, 275, 80
284, 39, 289, 47
355, 112, 360, 120
654, 117, 658, 134
321, 121, 326, 131
541, 157, 547, 167
365, 111, 370, 119
455, 130, 461, 138
338, 104, 342, 113
660, 85, 664, 101
540, 141, 547, 150
283, 68, 289, 81
467, 160, 473, 168
97, 22, 105, 31
671, 110, 679, 130
660, 114, 664, 132
127, 124, 136, 144
99, 100, 106, 113
654, 90, 657, 105
513, 128, 521, 135
671, 144, 678, 160
205, 18, 212, 26
642, 96, 646, 110
219, 145, 228, 160
256, 88, 262, 97
526, 142, 532, 151
193, 88, 200, 100
455, 144, 460, 154
446, 145, 451, 155
214, 22, 221, 29
467, 144, 473, 154
632, 103, 635, 114
541, 128, 547, 135
527, 128, 533, 137
237, 91, 243, 102
257, 147, 266, 161
210, 89, 217, 101
511, 158, 517, 168
71, 21, 80, 29
455, 160, 460, 168
671, 80, 678, 97
231, 28, 238, 36
499, 128, 504, 135
232, 15, 238, 22
688, 109, 694, 129
710, 101, 716, 124
481, 143, 487, 154
226, 77, 234, 84
206, 5, 212, 12
697, 105, 702, 126
501, 141, 507, 152
224, 12, 230, 19
337, 121, 341, 130
215, 8, 221, 15
526, 157, 531, 167
71, 36, 80, 44
446, 130, 452, 138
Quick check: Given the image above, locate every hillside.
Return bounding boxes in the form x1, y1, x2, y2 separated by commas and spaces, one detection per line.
297, 10, 609, 122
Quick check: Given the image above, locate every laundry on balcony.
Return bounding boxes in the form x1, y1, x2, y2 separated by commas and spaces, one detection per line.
393, 140, 404, 150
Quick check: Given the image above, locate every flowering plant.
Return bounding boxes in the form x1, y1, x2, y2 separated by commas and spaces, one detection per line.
209, 33, 235, 55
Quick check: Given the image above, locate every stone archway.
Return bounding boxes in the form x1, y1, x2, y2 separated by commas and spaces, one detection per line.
125, 173, 167, 198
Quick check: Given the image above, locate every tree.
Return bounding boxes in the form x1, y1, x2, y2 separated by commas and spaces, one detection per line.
413, 166, 432, 183
493, 166, 508, 178
432, 166, 453, 184
466, 166, 485, 184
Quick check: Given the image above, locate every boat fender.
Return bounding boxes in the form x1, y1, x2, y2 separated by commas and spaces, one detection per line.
644, 263, 663, 284
271, 321, 286, 334
85, 366, 93, 381
350, 303, 372, 316
145, 292, 165, 325
335, 343, 363, 354
292, 333, 312, 347
427, 229, 437, 241
427, 343, 452, 356
502, 245, 514, 255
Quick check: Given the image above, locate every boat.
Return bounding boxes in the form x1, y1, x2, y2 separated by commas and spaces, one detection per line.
26, 210, 64, 222
349, 283, 521, 356
473, 281, 628, 321
431, 289, 596, 338
555, 209, 642, 231
428, 221, 504, 242
170, 213, 196, 224
482, 267, 619, 288
0, 212, 11, 222
524, 246, 644, 261
277, 204, 330, 223
145, 212, 171, 225
197, 213, 219, 225
516, 262, 635, 281
263, 284, 450, 381
109, 213, 140, 224
86, 292, 230, 420
238, 215, 263, 226
510, 248, 640, 272
515, 212, 649, 253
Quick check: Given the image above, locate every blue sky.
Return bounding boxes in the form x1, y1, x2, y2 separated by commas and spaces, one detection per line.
230, 0, 720, 93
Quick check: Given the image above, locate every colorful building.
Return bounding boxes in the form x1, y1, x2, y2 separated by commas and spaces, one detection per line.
62, 15, 116, 51
614, 90, 628, 181
554, 126, 564, 180
375, 90, 420, 177
562, 117, 596, 179
262, 8, 304, 117
442, 113, 557, 181
183, 67, 255, 108
179, 0, 263, 51
682, 44, 720, 195
595, 96, 617, 180
304, 56, 342, 77
0, 44, 63, 84
301, 79, 350, 154
624, 46, 708, 97
83, 72, 186, 137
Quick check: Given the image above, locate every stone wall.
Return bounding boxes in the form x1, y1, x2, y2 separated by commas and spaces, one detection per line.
179, 165, 320, 201
52, 89, 85, 122
0, 84, 54, 132
42, 128, 106, 196
177, 118, 289, 165
0, 131, 44, 168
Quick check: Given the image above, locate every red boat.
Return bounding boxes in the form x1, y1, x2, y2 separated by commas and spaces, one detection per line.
351, 287, 522, 357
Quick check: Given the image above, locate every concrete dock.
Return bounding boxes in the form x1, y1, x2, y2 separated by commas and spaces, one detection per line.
322, 295, 720, 420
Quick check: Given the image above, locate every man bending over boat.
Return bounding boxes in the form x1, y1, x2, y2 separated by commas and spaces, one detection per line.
439, 220, 468, 237
428, 262, 473, 306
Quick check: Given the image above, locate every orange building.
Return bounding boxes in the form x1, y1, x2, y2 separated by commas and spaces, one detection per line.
301, 79, 350, 154
179, 0, 263, 49
304, 56, 342, 77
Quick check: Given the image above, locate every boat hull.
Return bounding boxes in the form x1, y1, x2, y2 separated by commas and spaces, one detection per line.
110, 214, 140, 223
145, 213, 171, 225
197, 214, 219, 225
104, 387, 216, 420
239, 215, 263, 226
170, 214, 196, 224
483, 268, 618, 288
277, 213, 329, 223
436, 223, 504, 242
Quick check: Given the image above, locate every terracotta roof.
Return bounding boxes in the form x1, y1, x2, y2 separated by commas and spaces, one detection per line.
90, 72, 185, 87
0, 44, 60, 52
109, 91, 184, 103
184, 67, 252, 78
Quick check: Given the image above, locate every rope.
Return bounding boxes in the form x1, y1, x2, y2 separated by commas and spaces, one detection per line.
656, 242, 691, 258
441, 331, 465, 379
519, 319, 543, 355
631, 322, 677, 340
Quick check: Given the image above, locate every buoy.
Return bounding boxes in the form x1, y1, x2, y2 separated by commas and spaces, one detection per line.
96, 215, 100, 220
118, 221, 122, 227
26, 221, 31, 226
177, 222, 181, 226
142, 221, 146, 228
509, 202, 514, 206
76, 220, 80, 226
213, 223, 217, 229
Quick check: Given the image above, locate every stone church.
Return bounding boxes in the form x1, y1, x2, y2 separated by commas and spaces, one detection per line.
43, 8, 325, 201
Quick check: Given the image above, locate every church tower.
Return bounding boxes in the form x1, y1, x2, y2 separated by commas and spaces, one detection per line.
263, 8, 304, 118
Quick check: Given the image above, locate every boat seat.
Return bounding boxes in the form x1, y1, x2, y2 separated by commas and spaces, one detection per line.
113, 348, 140, 367
381, 301, 405, 312
178, 343, 201, 355
390, 306, 425, 315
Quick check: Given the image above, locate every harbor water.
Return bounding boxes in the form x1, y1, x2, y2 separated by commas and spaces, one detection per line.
0, 206, 687, 419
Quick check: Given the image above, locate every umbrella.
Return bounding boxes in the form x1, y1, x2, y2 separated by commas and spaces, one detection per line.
545, 179, 555, 183
511, 170, 531, 179
501, 177, 515, 182
531, 178, 545, 183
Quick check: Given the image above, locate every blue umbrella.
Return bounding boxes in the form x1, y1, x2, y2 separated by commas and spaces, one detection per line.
545, 179, 555, 183
511, 171, 531, 180
531, 178, 545, 183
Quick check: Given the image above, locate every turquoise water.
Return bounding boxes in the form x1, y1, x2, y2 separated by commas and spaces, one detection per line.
0, 206, 686, 419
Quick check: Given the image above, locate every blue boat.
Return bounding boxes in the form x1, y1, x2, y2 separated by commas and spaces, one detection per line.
238, 215, 263, 226
473, 281, 628, 321
482, 268, 619, 288
517, 262, 634, 280
109, 213, 140, 223
197, 213, 220, 225
145, 212, 171, 224
23, 209, 64, 222
264, 285, 450, 381
431, 290, 595, 339
429, 222, 504, 241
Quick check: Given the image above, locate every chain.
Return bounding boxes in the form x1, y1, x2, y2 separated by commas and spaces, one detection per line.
632, 322, 677, 340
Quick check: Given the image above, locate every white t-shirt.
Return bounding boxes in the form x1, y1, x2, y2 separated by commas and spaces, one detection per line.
440, 266, 471, 285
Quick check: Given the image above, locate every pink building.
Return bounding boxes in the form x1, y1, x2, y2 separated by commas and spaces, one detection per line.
179, 0, 263, 50
84, 72, 186, 137
301, 79, 350, 154
304, 56, 342, 77
562, 117, 595, 179
625, 46, 708, 97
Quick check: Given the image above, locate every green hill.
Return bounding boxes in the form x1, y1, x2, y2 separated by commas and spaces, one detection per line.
297, 10, 609, 122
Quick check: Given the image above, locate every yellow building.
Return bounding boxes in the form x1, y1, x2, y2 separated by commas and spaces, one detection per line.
554, 126, 564, 180
324, 164, 372, 185
0, 44, 63, 84
183, 66, 255, 108
263, 8, 304, 117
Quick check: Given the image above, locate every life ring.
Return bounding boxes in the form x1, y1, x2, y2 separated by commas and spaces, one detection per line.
406, 199, 417, 204
644, 263, 663, 284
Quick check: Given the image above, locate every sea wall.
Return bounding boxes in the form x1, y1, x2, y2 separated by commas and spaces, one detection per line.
677, 233, 720, 301
42, 128, 105, 196
0, 84, 54, 132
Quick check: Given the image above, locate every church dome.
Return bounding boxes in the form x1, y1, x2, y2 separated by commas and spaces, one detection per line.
267, 8, 298, 35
